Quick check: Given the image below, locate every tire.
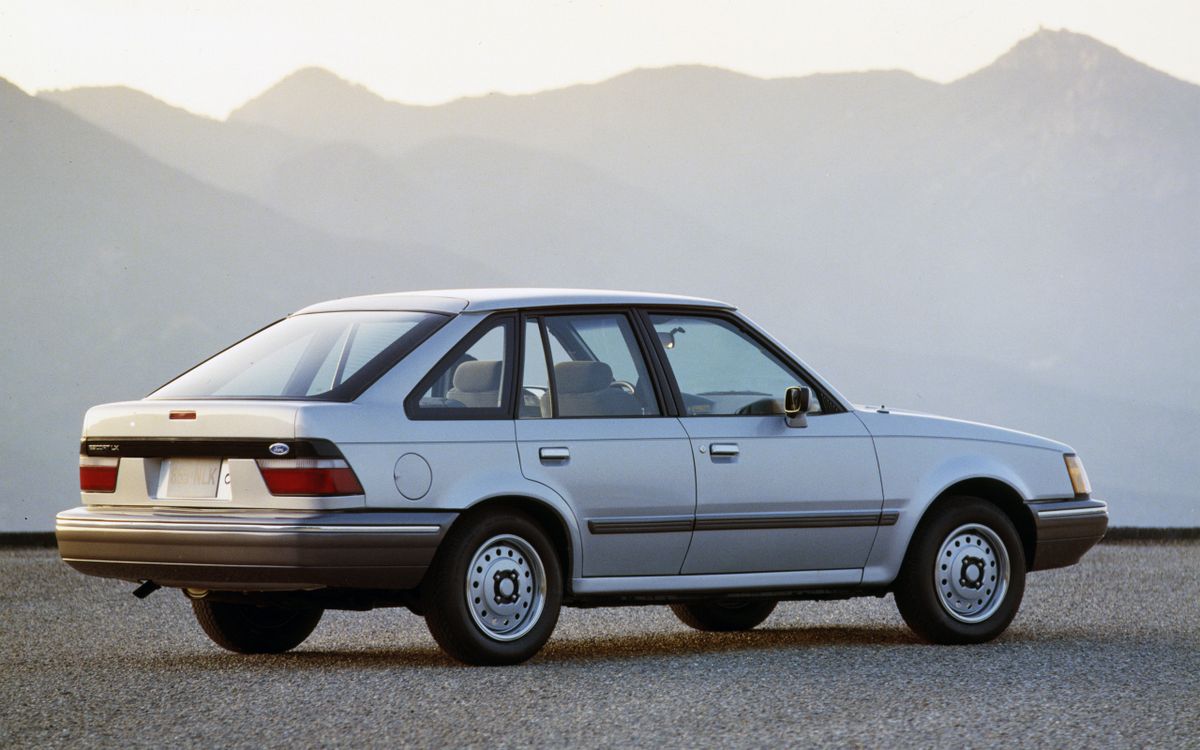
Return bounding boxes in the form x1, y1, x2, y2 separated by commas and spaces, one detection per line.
423, 510, 562, 665
894, 497, 1026, 644
191, 598, 323, 654
670, 598, 778, 632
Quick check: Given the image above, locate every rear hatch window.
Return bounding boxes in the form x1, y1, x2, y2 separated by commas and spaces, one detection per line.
150, 311, 446, 401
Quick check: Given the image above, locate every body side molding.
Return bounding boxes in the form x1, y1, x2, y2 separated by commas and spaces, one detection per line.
587, 508, 898, 534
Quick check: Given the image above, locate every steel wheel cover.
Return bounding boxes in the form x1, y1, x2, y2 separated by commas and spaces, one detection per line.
934, 523, 1010, 624
465, 534, 546, 642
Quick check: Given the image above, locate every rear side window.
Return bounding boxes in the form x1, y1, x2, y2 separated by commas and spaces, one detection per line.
407, 316, 515, 419
150, 311, 445, 401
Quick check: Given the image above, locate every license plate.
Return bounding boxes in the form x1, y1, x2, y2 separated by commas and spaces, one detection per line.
165, 458, 222, 498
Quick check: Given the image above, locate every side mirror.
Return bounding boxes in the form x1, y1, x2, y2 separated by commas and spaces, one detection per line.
784, 386, 810, 428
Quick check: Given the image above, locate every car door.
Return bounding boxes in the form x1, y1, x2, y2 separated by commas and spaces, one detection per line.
513, 311, 696, 578
645, 310, 884, 575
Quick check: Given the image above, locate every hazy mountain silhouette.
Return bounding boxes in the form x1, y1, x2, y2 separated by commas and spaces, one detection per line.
263, 135, 735, 284
229, 66, 395, 143
47, 82, 737, 284
39, 85, 302, 197
15, 28, 1200, 527
1, 79, 495, 529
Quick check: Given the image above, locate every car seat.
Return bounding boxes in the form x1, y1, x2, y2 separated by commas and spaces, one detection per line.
446, 360, 503, 408
541, 361, 642, 417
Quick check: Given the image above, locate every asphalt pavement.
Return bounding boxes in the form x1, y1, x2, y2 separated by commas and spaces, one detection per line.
1, 543, 1197, 748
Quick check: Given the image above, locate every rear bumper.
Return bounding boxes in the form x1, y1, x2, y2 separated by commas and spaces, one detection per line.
56, 506, 456, 591
1028, 497, 1108, 571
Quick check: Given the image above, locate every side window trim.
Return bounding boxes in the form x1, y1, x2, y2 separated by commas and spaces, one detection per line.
637, 307, 843, 417
404, 313, 518, 421
536, 316, 560, 418
630, 308, 682, 418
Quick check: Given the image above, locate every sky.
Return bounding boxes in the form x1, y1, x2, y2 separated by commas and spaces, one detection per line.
1, 0, 1197, 119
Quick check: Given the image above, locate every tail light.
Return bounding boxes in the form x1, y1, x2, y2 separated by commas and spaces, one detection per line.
256, 458, 364, 496
80, 456, 119, 493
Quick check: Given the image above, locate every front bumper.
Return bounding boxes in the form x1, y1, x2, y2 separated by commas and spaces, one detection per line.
56, 506, 456, 591
1028, 497, 1108, 571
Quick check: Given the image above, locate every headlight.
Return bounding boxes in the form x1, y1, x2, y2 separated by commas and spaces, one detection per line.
1064, 454, 1092, 496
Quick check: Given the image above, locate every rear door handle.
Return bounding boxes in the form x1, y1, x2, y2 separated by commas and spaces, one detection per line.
539, 447, 570, 461
709, 443, 740, 457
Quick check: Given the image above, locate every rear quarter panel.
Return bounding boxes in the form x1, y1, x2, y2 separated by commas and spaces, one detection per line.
295, 314, 586, 576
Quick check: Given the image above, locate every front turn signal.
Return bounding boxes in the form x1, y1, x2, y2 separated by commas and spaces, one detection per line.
1064, 454, 1092, 496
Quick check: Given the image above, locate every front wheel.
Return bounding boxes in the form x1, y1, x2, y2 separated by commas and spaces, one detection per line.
894, 497, 1025, 644
191, 598, 323, 654
423, 511, 562, 665
670, 598, 778, 632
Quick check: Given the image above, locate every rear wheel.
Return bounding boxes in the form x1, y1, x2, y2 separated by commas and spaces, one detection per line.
670, 598, 778, 632
423, 510, 562, 665
191, 598, 323, 654
894, 497, 1025, 644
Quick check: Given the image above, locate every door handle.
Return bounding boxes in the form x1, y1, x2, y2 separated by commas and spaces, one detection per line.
539, 447, 570, 461
709, 443, 740, 457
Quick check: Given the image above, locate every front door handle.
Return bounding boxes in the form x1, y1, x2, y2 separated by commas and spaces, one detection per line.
539, 447, 570, 461
709, 443, 740, 457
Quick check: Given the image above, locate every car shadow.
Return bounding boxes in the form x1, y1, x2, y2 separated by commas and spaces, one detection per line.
535, 624, 923, 664
138, 623, 1153, 671
144, 624, 924, 671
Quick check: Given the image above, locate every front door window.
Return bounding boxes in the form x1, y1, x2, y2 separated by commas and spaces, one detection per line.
647, 314, 820, 416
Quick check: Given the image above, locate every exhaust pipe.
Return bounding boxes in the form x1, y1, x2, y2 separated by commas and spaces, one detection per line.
132, 580, 161, 599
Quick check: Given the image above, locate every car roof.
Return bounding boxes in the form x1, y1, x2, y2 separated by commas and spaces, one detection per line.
294, 288, 736, 315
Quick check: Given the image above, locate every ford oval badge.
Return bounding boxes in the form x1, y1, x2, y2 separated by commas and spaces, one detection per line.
268, 442, 290, 456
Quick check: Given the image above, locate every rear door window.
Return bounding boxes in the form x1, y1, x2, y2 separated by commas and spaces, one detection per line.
538, 313, 661, 417
519, 319, 552, 418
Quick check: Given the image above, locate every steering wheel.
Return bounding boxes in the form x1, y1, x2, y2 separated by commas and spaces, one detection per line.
736, 397, 784, 416
609, 380, 637, 396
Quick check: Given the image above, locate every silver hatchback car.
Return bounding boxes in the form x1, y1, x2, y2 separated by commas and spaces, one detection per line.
58, 289, 1107, 664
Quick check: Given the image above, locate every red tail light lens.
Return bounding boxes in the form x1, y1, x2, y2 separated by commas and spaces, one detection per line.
80, 456, 119, 493
256, 458, 364, 496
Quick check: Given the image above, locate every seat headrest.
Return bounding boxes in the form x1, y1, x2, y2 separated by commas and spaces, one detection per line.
452, 360, 503, 393
554, 361, 613, 394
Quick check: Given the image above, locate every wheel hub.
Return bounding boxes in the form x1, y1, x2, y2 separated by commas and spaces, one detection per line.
494, 569, 520, 603
935, 524, 1010, 624
959, 556, 985, 589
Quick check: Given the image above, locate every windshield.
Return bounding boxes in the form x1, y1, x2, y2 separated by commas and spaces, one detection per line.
150, 311, 446, 401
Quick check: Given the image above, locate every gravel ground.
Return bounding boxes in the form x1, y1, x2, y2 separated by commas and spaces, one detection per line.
1, 543, 1197, 749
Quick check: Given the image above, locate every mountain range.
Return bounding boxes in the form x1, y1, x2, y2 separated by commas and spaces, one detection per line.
3, 27, 1196, 529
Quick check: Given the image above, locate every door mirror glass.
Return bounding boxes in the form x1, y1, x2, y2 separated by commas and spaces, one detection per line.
784, 385, 810, 416
784, 385, 810, 428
